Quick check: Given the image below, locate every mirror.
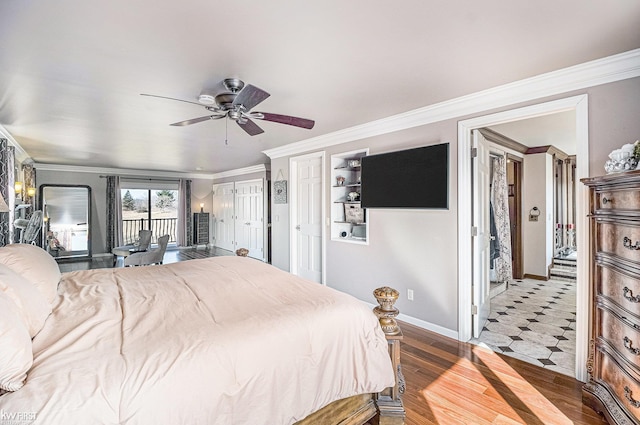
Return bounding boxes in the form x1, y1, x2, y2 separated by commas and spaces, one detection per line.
39, 185, 91, 259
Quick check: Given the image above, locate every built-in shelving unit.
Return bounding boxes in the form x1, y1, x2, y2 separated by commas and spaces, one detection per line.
331, 149, 368, 244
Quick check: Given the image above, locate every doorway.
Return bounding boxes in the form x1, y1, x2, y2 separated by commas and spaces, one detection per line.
289, 152, 325, 284
458, 94, 589, 382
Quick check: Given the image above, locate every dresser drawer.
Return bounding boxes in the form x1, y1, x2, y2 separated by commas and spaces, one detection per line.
598, 265, 640, 317
599, 353, 640, 420
597, 188, 640, 211
598, 222, 640, 264
600, 306, 640, 370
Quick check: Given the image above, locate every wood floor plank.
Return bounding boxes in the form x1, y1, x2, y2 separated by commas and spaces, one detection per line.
400, 321, 608, 425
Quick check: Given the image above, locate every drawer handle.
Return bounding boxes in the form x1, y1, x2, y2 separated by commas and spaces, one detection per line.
625, 386, 640, 408
623, 237, 640, 251
602, 196, 612, 205
624, 337, 640, 356
623, 287, 640, 303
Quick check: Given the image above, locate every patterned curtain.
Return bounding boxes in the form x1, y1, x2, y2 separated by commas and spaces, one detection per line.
0, 139, 15, 246
22, 163, 36, 213
491, 156, 513, 283
177, 179, 192, 246
106, 176, 123, 251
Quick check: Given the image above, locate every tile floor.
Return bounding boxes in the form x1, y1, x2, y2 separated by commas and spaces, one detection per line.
470, 278, 576, 377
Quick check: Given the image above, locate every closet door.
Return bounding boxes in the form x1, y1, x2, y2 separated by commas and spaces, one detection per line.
234, 179, 264, 260
212, 183, 235, 251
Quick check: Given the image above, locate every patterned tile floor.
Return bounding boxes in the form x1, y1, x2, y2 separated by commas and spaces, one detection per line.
470, 278, 576, 377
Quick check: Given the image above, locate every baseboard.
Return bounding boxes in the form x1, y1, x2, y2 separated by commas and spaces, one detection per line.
523, 273, 549, 281
361, 300, 458, 340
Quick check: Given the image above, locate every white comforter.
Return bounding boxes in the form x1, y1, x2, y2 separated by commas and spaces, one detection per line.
0, 256, 394, 425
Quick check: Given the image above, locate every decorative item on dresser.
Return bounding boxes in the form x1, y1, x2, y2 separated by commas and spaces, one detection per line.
193, 211, 209, 246
582, 169, 640, 425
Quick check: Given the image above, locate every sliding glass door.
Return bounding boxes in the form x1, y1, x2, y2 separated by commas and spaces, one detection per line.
120, 186, 179, 245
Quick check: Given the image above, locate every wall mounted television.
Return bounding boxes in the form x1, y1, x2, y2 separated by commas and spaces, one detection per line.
360, 143, 449, 209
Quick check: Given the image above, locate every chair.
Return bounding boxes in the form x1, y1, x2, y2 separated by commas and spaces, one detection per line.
137, 229, 152, 250
124, 234, 169, 267
112, 229, 153, 266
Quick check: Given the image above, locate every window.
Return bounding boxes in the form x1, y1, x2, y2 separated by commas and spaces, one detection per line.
120, 181, 179, 245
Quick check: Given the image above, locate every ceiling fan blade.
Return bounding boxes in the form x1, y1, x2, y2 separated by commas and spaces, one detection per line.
141, 93, 203, 107
170, 115, 225, 126
237, 118, 264, 136
232, 85, 270, 111
255, 112, 315, 129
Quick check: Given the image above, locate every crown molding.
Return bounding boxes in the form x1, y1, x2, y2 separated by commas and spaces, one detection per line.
478, 128, 528, 154
211, 164, 268, 179
263, 48, 640, 159
32, 162, 216, 180
32, 162, 268, 180
0, 125, 31, 164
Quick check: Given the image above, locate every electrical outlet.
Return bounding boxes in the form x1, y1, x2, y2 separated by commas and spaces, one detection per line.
407, 289, 414, 301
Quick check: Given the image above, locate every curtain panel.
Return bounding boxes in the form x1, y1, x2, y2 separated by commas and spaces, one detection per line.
0, 140, 15, 246
177, 179, 192, 247
491, 156, 513, 283
22, 163, 36, 214
106, 176, 123, 251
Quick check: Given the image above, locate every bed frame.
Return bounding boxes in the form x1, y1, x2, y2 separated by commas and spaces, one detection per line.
295, 286, 405, 425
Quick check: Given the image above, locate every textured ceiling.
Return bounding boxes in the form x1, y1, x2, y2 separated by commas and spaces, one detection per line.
1, 0, 638, 173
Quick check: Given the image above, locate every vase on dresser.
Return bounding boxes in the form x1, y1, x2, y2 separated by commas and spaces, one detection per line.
582, 169, 640, 425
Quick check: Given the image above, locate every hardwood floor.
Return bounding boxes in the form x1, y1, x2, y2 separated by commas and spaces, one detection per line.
400, 321, 607, 425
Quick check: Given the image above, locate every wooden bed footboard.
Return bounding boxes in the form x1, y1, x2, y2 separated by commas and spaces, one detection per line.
295, 287, 405, 425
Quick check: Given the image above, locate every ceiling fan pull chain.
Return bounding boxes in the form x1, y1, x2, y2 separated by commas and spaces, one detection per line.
225, 117, 229, 146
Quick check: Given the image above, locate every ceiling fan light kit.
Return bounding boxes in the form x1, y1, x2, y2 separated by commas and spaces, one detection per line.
142, 78, 315, 136
197, 94, 216, 105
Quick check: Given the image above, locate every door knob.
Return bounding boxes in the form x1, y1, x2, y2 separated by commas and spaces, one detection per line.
295, 225, 301, 230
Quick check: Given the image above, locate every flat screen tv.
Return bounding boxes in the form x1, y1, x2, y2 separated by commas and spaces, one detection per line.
360, 143, 449, 209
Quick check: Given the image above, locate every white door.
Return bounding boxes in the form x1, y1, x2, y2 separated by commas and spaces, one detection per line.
472, 129, 491, 338
293, 155, 323, 283
235, 179, 264, 260
212, 183, 235, 252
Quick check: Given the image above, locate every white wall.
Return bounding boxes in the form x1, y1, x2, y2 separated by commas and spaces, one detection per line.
268, 77, 640, 336
271, 121, 460, 332
522, 153, 554, 277
36, 170, 215, 254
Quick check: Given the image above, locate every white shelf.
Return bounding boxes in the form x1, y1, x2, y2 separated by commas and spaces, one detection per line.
330, 149, 369, 244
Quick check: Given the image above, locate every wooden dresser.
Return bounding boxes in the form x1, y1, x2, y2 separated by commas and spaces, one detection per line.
193, 212, 209, 246
583, 170, 640, 425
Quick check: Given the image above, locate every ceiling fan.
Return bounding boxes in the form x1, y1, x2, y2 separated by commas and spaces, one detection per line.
141, 78, 315, 136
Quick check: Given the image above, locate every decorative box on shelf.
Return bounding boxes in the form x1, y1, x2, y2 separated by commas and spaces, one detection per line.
344, 203, 364, 224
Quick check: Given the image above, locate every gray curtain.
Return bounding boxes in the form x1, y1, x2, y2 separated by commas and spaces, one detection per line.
0, 140, 15, 246
491, 156, 513, 283
106, 176, 123, 251
177, 179, 192, 247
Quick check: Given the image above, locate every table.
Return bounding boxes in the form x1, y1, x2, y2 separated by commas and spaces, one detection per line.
112, 245, 147, 266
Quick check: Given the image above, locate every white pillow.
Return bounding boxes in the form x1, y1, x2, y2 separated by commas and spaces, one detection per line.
0, 291, 33, 392
0, 264, 52, 337
0, 244, 61, 304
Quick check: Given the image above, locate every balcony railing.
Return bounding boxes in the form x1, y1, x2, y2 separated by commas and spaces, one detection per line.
122, 218, 177, 245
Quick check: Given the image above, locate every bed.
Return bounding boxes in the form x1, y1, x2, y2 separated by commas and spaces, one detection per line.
0, 244, 404, 424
